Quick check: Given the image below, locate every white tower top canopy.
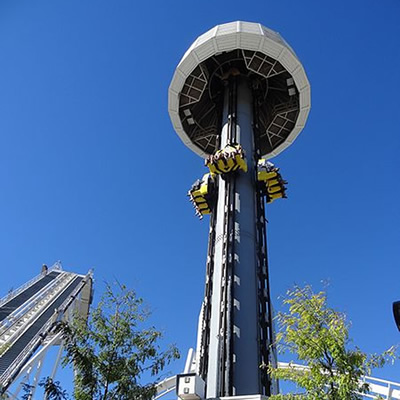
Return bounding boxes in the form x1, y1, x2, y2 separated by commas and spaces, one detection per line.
168, 21, 311, 159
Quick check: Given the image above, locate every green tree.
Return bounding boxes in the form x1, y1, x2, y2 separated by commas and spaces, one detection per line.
40, 377, 69, 400
59, 282, 179, 400
267, 285, 396, 400
20, 383, 34, 400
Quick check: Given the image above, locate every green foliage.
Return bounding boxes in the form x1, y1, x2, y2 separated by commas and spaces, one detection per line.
40, 377, 69, 400
268, 285, 397, 400
20, 383, 34, 400
59, 282, 180, 400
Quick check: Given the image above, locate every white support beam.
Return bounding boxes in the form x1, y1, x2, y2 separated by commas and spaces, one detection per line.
30, 352, 46, 398
16, 331, 62, 377
154, 375, 177, 399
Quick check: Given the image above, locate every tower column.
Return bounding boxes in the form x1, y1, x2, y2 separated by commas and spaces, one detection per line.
206, 78, 260, 398
232, 78, 259, 395
168, 20, 311, 400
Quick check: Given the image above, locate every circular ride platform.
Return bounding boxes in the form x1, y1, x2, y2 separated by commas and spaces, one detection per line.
168, 21, 311, 159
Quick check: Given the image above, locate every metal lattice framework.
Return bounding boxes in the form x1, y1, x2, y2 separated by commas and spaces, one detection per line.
169, 21, 311, 159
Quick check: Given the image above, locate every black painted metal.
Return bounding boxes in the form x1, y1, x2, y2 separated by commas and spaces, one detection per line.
0, 272, 60, 323
199, 210, 216, 381
220, 77, 237, 397
393, 301, 400, 331
253, 87, 275, 396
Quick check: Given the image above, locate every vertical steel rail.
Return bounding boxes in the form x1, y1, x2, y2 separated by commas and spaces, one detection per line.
205, 79, 235, 398
199, 210, 216, 380
220, 77, 237, 397
231, 77, 260, 395
253, 84, 276, 396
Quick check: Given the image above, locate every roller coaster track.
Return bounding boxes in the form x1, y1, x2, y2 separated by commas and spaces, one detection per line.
277, 362, 400, 400
0, 264, 92, 395
153, 353, 400, 399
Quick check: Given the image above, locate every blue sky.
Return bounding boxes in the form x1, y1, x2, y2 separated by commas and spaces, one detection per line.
0, 0, 399, 392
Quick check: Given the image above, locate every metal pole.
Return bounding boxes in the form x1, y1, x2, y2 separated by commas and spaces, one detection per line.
231, 78, 259, 395
205, 150, 227, 399
206, 77, 260, 398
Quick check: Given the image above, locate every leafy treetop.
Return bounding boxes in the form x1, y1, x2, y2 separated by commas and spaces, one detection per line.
58, 282, 180, 400
267, 285, 396, 400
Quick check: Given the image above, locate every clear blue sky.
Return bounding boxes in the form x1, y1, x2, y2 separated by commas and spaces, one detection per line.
0, 0, 399, 390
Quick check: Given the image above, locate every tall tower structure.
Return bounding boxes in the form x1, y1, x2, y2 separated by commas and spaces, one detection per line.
169, 22, 310, 399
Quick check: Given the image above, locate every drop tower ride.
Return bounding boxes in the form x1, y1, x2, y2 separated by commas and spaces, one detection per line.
169, 22, 310, 399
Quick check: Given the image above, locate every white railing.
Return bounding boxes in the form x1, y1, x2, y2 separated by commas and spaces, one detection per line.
153, 369, 400, 400
0, 262, 62, 309
278, 362, 400, 399
0, 272, 69, 336
154, 376, 176, 399
362, 375, 400, 399
0, 273, 74, 348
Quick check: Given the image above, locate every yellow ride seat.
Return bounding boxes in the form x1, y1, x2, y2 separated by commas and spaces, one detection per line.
188, 173, 216, 218
197, 202, 210, 210
258, 171, 277, 181
257, 159, 287, 202
194, 197, 207, 204
207, 163, 217, 174
206, 144, 247, 175
267, 185, 283, 194
266, 178, 280, 187
235, 154, 248, 172
217, 157, 235, 172
267, 192, 284, 203
192, 184, 208, 199
191, 189, 202, 198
